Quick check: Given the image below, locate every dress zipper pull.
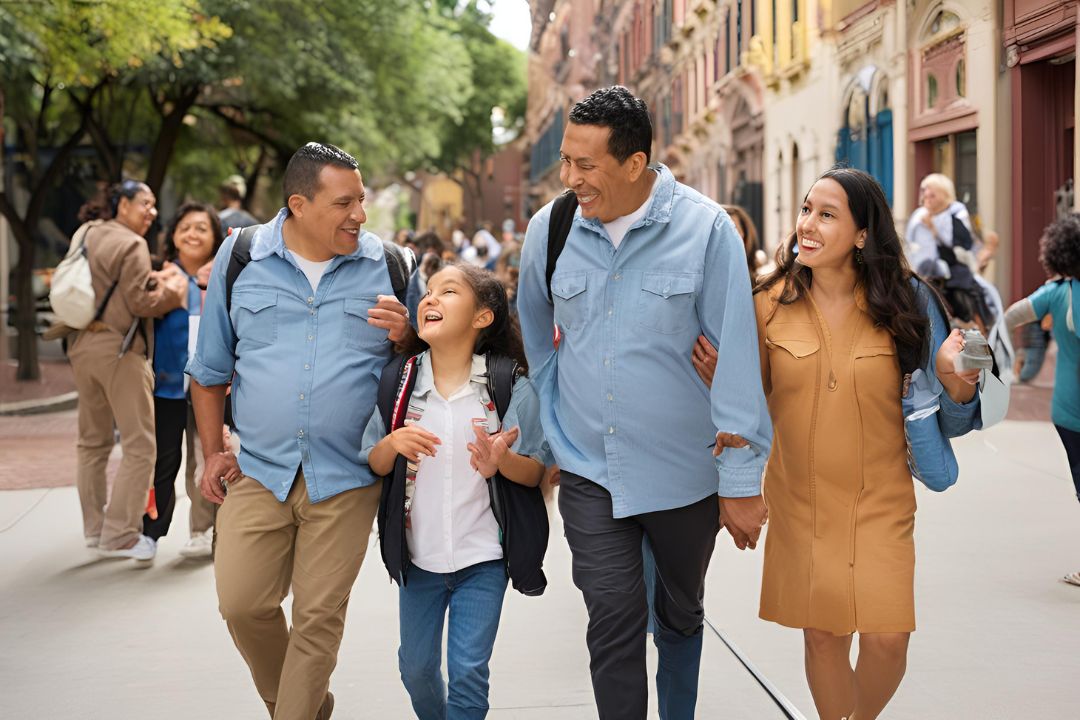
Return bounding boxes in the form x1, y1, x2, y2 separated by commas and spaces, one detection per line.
827, 370, 838, 391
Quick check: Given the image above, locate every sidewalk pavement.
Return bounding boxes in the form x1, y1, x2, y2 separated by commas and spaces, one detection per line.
2, 420, 1078, 719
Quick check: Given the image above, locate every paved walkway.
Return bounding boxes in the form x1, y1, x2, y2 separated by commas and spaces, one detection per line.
2, 420, 1079, 718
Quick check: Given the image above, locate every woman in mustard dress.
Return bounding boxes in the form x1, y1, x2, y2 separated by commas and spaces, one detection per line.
753, 169, 981, 720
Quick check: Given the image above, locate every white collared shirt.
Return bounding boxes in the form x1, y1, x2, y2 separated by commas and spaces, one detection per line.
406, 355, 502, 572
361, 352, 549, 574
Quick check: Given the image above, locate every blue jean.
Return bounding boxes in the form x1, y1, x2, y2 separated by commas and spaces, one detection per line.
398, 560, 508, 720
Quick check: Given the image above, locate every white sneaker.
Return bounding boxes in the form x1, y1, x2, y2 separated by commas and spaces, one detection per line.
85, 535, 100, 548
98, 534, 157, 561
179, 529, 214, 559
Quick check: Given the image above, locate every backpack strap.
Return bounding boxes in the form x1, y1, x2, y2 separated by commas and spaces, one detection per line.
224, 225, 258, 315
546, 191, 579, 303
378, 354, 418, 433
382, 241, 416, 306
485, 353, 520, 421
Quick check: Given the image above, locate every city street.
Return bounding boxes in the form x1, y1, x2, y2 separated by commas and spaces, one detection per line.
2, 416, 1078, 719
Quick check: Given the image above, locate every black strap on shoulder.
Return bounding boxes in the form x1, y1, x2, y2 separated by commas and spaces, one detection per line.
546, 191, 579, 303
382, 240, 415, 306
80, 225, 119, 324
377, 354, 411, 432
485, 353, 520, 421
224, 225, 258, 315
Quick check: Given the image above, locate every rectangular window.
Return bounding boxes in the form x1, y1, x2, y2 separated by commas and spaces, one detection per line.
725, 10, 732, 73
736, 1, 743, 62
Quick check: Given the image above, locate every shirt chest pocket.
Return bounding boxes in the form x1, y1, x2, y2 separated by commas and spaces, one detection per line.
766, 324, 820, 362
232, 291, 278, 347
636, 272, 696, 334
551, 272, 591, 332
343, 297, 386, 350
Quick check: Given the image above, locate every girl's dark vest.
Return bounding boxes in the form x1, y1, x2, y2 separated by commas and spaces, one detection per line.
374, 352, 549, 596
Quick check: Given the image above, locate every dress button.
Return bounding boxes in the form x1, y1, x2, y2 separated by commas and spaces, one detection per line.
603, 358, 610, 366
607, 393, 613, 401
608, 427, 615, 434
299, 393, 305, 400
308, 335, 314, 341
307, 297, 314, 304
304, 364, 311, 370
613, 273, 621, 281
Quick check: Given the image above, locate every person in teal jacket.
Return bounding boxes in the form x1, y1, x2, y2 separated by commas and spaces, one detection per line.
1005, 213, 1080, 586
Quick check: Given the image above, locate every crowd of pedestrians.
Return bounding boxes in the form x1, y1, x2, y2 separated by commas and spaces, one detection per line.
54, 84, 1080, 720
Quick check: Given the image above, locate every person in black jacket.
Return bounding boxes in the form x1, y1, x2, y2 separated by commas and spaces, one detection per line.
363, 263, 546, 720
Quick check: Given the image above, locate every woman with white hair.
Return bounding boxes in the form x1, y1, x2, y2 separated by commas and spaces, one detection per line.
905, 173, 976, 276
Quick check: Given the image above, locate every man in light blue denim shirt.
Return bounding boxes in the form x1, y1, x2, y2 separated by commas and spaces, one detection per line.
187, 143, 413, 720
518, 87, 773, 720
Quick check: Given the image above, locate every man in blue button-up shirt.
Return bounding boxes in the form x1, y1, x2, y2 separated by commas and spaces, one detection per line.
187, 143, 413, 720
518, 87, 773, 720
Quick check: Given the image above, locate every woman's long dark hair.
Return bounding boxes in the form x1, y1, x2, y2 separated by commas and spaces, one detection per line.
409, 262, 529, 374
161, 202, 225, 264
756, 167, 926, 362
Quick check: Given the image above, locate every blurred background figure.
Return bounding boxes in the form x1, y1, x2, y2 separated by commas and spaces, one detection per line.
71, 180, 186, 562
405, 231, 448, 323
905, 173, 1014, 379
143, 202, 226, 559
1004, 214, 1080, 586
217, 175, 259, 234
722, 204, 766, 282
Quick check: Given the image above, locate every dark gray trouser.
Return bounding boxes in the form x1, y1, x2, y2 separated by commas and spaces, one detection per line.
558, 472, 720, 720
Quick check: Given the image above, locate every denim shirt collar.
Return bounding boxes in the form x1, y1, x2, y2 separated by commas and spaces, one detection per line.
574, 163, 676, 235
249, 207, 383, 266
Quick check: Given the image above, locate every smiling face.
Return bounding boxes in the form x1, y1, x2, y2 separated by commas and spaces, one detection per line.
417, 266, 493, 348
288, 165, 367, 258
920, 182, 950, 215
559, 122, 648, 223
795, 178, 866, 271
172, 210, 216, 270
116, 187, 157, 237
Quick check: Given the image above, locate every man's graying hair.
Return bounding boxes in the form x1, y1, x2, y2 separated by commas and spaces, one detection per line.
282, 142, 359, 209
568, 86, 653, 164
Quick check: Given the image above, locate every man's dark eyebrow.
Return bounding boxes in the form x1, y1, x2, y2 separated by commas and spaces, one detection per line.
559, 152, 594, 163
332, 195, 358, 203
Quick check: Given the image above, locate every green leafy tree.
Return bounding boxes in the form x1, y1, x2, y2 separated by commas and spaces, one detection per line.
0, 0, 228, 380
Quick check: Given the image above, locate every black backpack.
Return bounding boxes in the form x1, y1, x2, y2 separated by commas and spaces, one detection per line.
223, 225, 414, 313
374, 352, 549, 595
545, 191, 579, 302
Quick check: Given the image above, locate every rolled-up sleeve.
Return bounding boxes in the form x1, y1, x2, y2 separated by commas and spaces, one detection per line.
358, 411, 388, 468
503, 376, 547, 463
185, 234, 238, 386
700, 213, 773, 497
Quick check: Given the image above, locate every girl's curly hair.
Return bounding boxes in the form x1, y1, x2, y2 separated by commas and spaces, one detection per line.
1040, 213, 1080, 279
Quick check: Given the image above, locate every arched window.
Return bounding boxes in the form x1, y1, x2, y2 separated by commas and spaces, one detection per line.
836, 69, 893, 204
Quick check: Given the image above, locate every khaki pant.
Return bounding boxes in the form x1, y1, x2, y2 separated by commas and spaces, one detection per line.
183, 404, 216, 534
215, 472, 380, 720
70, 330, 156, 550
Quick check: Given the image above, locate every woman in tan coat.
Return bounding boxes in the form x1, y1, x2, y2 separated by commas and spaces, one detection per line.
753, 168, 981, 719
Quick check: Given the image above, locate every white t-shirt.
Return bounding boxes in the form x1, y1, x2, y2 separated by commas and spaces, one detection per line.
603, 172, 658, 249
292, 254, 332, 293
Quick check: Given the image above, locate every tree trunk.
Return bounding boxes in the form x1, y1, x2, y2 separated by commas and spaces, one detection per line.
0, 198, 41, 381
12, 229, 39, 380
144, 87, 200, 197
242, 145, 267, 213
